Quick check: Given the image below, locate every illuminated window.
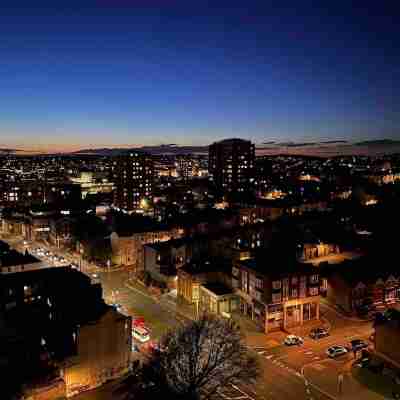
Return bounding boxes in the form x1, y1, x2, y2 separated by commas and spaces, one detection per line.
272, 280, 281, 290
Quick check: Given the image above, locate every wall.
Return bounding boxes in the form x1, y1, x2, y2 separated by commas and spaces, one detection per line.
326, 274, 352, 313
63, 308, 131, 397
111, 228, 183, 268
375, 321, 400, 367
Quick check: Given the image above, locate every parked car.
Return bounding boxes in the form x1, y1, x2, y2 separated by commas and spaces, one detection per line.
357, 349, 371, 368
112, 303, 123, 312
310, 327, 329, 339
284, 335, 304, 346
131, 342, 140, 352
350, 339, 368, 352
327, 345, 348, 358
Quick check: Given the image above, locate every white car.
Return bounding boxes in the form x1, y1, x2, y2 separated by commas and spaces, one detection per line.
112, 303, 123, 312
284, 335, 304, 346
326, 345, 348, 358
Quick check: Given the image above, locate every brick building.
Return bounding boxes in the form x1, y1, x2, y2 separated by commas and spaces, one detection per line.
0, 266, 131, 398
233, 256, 320, 333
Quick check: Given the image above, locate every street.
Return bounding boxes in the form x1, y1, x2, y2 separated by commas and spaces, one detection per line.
1, 235, 380, 400
5, 236, 182, 342
246, 304, 375, 400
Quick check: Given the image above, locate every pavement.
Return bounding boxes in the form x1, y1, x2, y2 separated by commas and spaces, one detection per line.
1, 234, 389, 400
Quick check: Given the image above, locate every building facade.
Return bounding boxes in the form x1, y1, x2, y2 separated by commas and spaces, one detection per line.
143, 238, 190, 288
175, 155, 198, 181
209, 138, 255, 200
374, 309, 400, 368
113, 152, 154, 211
0, 267, 131, 398
64, 308, 131, 397
233, 259, 320, 333
110, 227, 183, 270
326, 269, 400, 314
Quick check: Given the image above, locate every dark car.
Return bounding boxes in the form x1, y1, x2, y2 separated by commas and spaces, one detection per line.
350, 339, 368, 352
310, 327, 329, 339
357, 350, 371, 368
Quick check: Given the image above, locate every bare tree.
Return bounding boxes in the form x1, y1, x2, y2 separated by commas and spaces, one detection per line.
130, 314, 259, 400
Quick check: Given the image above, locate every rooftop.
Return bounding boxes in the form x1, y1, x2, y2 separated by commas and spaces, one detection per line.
239, 256, 317, 278
180, 257, 231, 275
0, 241, 40, 268
201, 282, 233, 296
320, 255, 400, 286
144, 237, 192, 251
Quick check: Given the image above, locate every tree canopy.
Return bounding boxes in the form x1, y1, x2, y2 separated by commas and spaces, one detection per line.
127, 314, 259, 400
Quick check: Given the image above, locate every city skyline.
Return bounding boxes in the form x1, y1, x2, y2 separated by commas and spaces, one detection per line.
1, 1, 399, 152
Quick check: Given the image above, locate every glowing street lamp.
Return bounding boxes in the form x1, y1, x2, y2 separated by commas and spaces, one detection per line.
140, 198, 148, 209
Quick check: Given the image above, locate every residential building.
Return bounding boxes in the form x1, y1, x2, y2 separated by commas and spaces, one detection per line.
374, 309, 400, 368
70, 172, 114, 198
298, 241, 340, 262
234, 256, 321, 333
177, 258, 236, 316
0, 267, 131, 398
199, 282, 236, 316
110, 225, 183, 270
175, 155, 198, 180
323, 258, 400, 314
209, 138, 255, 201
64, 306, 131, 397
113, 152, 154, 211
143, 237, 191, 289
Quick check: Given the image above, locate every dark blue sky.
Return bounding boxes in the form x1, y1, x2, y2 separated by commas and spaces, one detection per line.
0, 0, 398, 150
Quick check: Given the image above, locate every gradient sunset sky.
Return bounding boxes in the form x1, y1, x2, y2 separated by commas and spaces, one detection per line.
0, 1, 398, 151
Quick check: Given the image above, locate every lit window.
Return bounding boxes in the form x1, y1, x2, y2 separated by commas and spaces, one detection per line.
272, 280, 281, 290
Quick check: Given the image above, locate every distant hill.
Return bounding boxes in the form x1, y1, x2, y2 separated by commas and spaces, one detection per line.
72, 144, 208, 156
355, 139, 400, 146
256, 138, 400, 157
0, 148, 33, 155
0, 148, 17, 154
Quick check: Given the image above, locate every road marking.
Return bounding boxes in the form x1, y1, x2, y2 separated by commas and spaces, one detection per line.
231, 384, 256, 400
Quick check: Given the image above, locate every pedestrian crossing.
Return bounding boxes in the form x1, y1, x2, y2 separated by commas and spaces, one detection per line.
253, 346, 323, 379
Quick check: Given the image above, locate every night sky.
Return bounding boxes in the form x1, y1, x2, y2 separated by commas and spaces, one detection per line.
0, 1, 398, 151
